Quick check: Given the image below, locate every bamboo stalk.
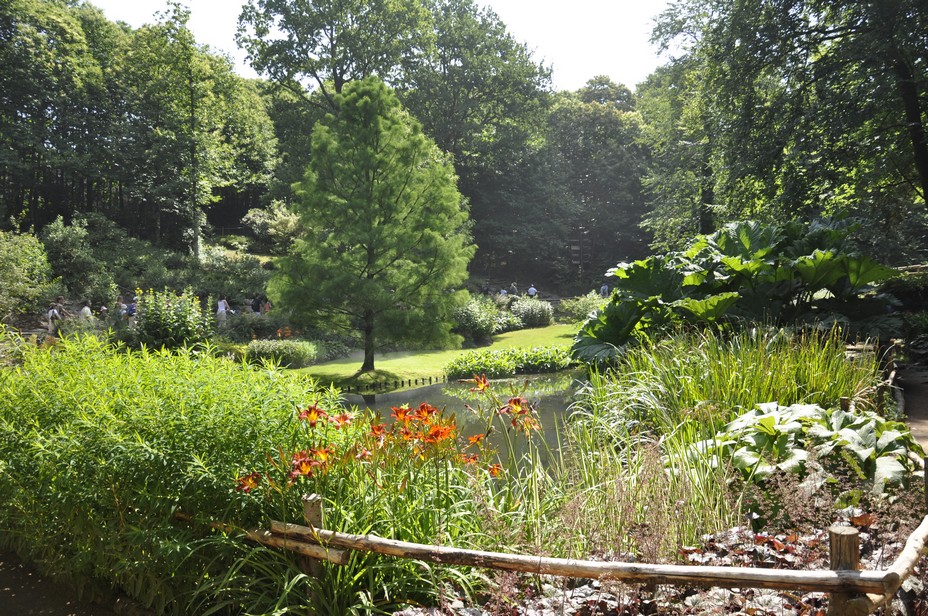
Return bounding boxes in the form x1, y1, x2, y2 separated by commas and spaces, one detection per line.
269, 521, 892, 594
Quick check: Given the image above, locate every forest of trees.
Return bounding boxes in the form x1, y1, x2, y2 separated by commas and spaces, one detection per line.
2, 0, 927, 292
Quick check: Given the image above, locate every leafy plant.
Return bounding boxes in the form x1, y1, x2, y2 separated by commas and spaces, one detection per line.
246, 339, 320, 367
453, 295, 499, 343
133, 288, 213, 349
697, 402, 924, 496
444, 345, 572, 379
510, 297, 554, 328
0, 229, 57, 322
573, 219, 899, 364
556, 291, 606, 323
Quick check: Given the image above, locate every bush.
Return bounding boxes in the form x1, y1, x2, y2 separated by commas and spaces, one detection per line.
510, 297, 554, 328
881, 271, 928, 311
453, 296, 498, 342
0, 230, 57, 323
494, 310, 524, 334
243, 200, 301, 254
557, 291, 605, 323
444, 345, 572, 379
246, 339, 319, 367
133, 288, 213, 349
220, 311, 292, 342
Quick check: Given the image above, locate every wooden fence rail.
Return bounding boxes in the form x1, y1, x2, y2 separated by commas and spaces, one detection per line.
209, 490, 928, 616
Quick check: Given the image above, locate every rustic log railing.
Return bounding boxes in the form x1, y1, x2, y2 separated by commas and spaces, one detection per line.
182, 489, 928, 616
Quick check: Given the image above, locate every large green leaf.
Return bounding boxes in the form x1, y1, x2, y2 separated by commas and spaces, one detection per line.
829, 256, 895, 297
673, 292, 739, 322
609, 256, 684, 302
708, 221, 782, 260
792, 250, 843, 290
571, 300, 645, 363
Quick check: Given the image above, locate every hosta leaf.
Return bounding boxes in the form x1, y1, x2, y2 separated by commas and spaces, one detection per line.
873, 456, 906, 494
777, 448, 808, 473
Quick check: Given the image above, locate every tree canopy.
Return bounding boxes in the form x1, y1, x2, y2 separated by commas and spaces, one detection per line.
271, 77, 474, 372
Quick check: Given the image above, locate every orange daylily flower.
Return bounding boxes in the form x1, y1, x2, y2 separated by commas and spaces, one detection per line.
466, 433, 485, 447
423, 423, 455, 444
298, 404, 328, 427
391, 405, 413, 423
235, 471, 261, 493
468, 374, 490, 393
330, 411, 354, 428
290, 458, 319, 479
488, 463, 503, 477
312, 446, 335, 463
460, 453, 479, 465
500, 396, 529, 416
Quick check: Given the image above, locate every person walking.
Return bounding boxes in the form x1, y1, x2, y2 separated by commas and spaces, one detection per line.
527, 284, 537, 298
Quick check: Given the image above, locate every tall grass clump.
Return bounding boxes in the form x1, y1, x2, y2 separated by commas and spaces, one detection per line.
572, 327, 881, 441
0, 332, 555, 614
549, 327, 884, 560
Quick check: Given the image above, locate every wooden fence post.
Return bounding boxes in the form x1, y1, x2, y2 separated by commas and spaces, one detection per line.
301, 494, 324, 579
828, 525, 868, 615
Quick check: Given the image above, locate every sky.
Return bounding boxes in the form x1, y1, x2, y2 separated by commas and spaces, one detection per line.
86, 0, 672, 92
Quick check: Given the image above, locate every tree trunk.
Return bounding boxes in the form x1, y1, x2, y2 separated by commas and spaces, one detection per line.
360, 310, 375, 373
892, 52, 928, 203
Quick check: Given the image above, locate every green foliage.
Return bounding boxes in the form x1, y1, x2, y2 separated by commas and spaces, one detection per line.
700, 402, 924, 497
880, 271, 928, 311
40, 216, 118, 304
0, 229, 56, 322
494, 310, 524, 334
242, 200, 301, 255
246, 339, 319, 367
572, 328, 881, 441
573, 220, 899, 364
556, 291, 606, 323
273, 77, 474, 372
453, 295, 499, 343
444, 345, 572, 379
219, 311, 292, 342
510, 297, 554, 328
133, 288, 213, 349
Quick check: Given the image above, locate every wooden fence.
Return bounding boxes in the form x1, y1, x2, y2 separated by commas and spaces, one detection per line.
186, 488, 928, 616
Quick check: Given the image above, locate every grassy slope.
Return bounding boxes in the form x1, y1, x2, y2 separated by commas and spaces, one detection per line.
302, 323, 578, 387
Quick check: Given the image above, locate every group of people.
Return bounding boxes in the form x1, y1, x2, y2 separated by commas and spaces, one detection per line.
490, 282, 539, 299
216, 293, 271, 327
45, 295, 138, 335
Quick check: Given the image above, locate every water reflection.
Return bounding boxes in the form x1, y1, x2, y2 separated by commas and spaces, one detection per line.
340, 372, 582, 449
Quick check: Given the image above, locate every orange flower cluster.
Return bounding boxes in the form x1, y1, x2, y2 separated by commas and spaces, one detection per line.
276, 326, 293, 339
235, 471, 262, 493
498, 396, 541, 435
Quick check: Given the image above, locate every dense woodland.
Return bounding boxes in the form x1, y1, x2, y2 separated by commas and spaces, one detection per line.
2, 0, 928, 290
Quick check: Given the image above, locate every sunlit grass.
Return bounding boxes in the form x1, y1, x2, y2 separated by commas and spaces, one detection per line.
301, 323, 577, 388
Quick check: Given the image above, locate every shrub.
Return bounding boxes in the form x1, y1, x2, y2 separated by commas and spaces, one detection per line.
510, 297, 554, 328
220, 312, 292, 342
880, 271, 928, 311
494, 310, 524, 334
134, 288, 212, 349
445, 345, 571, 379
0, 230, 57, 323
246, 339, 319, 367
453, 296, 498, 342
243, 200, 301, 254
556, 291, 605, 323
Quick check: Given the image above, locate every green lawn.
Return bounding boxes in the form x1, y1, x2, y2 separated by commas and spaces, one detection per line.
302, 323, 578, 389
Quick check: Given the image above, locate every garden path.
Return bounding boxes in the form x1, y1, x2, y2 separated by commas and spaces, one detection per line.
899, 365, 928, 450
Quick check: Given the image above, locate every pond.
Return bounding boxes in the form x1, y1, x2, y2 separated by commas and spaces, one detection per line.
340, 371, 585, 452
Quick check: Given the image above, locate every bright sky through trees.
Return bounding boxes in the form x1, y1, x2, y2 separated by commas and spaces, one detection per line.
85, 0, 670, 91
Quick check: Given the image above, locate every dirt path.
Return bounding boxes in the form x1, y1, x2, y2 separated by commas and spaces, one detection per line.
0, 551, 117, 615
897, 365, 928, 450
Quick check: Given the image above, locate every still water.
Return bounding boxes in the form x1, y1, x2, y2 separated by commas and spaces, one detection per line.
340, 371, 584, 448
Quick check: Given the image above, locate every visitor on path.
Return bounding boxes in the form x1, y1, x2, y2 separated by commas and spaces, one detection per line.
527, 284, 537, 298
115, 296, 128, 319
78, 300, 93, 322
262, 297, 272, 314
600, 283, 610, 298
251, 294, 263, 314
217, 295, 231, 327
499, 288, 508, 297
509, 282, 518, 296
53, 296, 72, 319
46, 302, 61, 335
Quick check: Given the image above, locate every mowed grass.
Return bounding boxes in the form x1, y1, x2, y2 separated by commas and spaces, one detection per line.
301, 323, 577, 388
